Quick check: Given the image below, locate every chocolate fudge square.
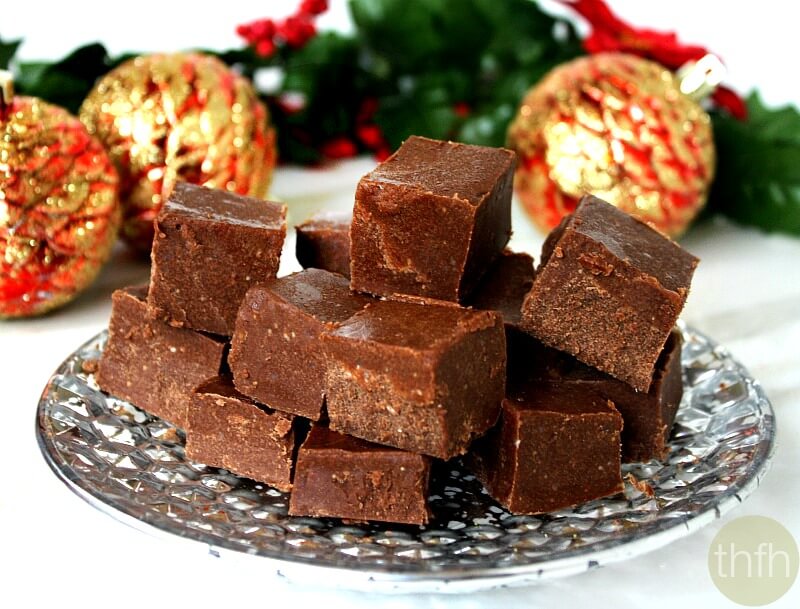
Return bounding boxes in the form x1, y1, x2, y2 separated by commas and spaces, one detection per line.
229, 269, 370, 420
509, 329, 683, 462
148, 182, 287, 336
96, 286, 226, 428
323, 299, 506, 459
468, 250, 535, 334
289, 426, 431, 525
186, 376, 297, 491
469, 384, 624, 514
350, 136, 516, 302
520, 195, 698, 391
295, 211, 352, 278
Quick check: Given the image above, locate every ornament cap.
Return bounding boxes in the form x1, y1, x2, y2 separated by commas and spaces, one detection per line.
0, 70, 13, 111
677, 54, 725, 101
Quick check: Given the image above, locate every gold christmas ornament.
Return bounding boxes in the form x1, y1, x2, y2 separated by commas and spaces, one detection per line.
1, 71, 120, 318
80, 52, 277, 251
507, 53, 716, 237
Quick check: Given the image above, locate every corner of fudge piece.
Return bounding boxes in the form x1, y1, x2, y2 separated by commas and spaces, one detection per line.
468, 249, 535, 332
147, 182, 287, 336
507, 327, 684, 463
350, 136, 516, 302
96, 284, 227, 428
577, 328, 683, 463
229, 269, 371, 420
468, 383, 623, 514
289, 425, 431, 525
295, 211, 352, 278
322, 298, 506, 459
648, 328, 683, 459
186, 376, 297, 491
520, 194, 698, 391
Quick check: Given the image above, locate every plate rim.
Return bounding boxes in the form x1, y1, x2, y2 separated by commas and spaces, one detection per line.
35, 326, 777, 593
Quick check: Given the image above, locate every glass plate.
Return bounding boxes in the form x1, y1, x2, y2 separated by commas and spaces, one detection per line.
35, 324, 776, 593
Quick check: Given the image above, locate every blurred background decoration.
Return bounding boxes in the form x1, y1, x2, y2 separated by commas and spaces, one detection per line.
0, 71, 120, 318
2, 0, 800, 315
79, 52, 276, 251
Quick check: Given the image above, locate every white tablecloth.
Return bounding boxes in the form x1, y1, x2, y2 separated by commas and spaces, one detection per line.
2, 159, 799, 608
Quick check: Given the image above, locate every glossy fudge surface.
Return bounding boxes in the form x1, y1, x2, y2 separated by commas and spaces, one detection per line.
469, 383, 623, 514
295, 211, 352, 278
96, 286, 226, 428
468, 250, 535, 332
509, 329, 683, 462
229, 269, 370, 420
185, 376, 297, 491
148, 182, 287, 336
289, 426, 431, 525
520, 195, 698, 391
350, 136, 516, 302
323, 299, 506, 459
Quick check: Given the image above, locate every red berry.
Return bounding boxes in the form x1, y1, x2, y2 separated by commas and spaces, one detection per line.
255, 39, 276, 57
321, 137, 358, 159
278, 15, 316, 48
453, 102, 471, 117
357, 124, 385, 149
251, 19, 276, 40
374, 147, 392, 162
300, 0, 328, 16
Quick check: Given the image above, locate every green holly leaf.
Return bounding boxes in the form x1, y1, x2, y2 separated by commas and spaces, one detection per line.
15, 43, 112, 113
283, 32, 360, 100
350, 0, 486, 72
350, 0, 581, 151
744, 93, 800, 144
376, 86, 459, 148
0, 36, 21, 69
457, 103, 515, 147
709, 93, 800, 235
476, 0, 582, 66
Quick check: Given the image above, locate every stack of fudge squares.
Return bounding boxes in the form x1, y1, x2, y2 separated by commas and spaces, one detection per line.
97, 135, 698, 525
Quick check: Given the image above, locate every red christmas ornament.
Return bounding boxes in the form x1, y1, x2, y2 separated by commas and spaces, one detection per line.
1, 71, 121, 318
558, 0, 747, 119
80, 53, 276, 251
508, 53, 716, 237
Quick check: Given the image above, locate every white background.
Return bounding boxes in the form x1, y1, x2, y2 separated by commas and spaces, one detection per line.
2, 2, 799, 608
